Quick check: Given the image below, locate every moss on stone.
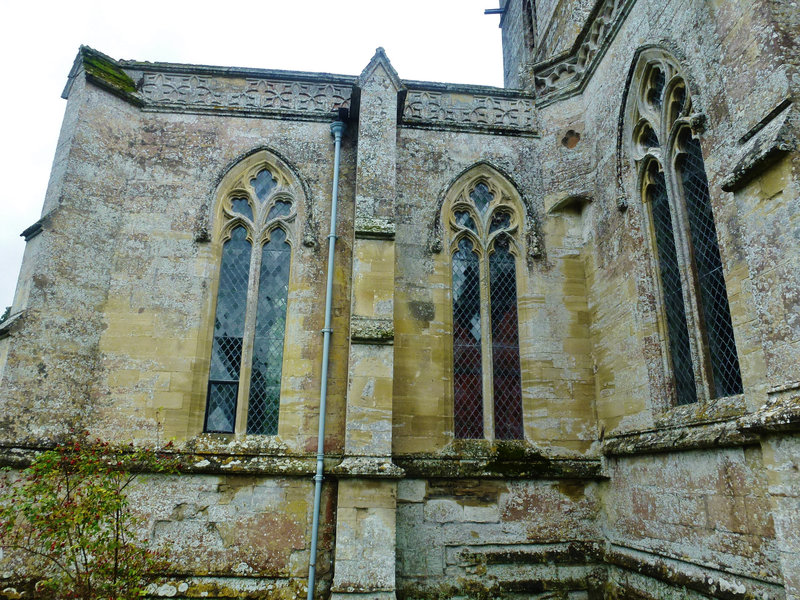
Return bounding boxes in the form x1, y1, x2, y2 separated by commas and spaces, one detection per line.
81, 47, 137, 94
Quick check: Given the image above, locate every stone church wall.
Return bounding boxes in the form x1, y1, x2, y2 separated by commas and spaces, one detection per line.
0, 0, 798, 597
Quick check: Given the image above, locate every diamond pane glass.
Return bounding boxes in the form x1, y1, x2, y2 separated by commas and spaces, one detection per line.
231, 197, 253, 221
267, 200, 292, 221
470, 183, 493, 215
205, 226, 251, 432
678, 135, 743, 397
452, 238, 483, 439
247, 227, 291, 435
252, 169, 277, 203
490, 236, 523, 440
455, 210, 478, 233
648, 165, 697, 405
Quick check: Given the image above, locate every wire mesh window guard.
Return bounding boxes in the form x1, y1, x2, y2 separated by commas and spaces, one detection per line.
206, 227, 251, 432
678, 136, 743, 397
450, 178, 524, 440
630, 56, 743, 406
646, 165, 697, 405
204, 166, 295, 434
490, 235, 524, 439
452, 239, 484, 439
247, 228, 291, 435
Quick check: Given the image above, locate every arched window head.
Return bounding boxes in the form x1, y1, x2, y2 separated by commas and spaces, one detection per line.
445, 167, 525, 440
627, 50, 742, 405
204, 151, 302, 435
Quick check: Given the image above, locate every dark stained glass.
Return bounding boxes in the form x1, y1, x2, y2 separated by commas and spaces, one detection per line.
489, 210, 512, 234
648, 67, 666, 108
470, 183, 493, 215
669, 84, 687, 125
252, 168, 277, 202
678, 135, 743, 397
489, 235, 523, 440
647, 164, 697, 405
205, 226, 251, 432
231, 197, 253, 221
455, 210, 478, 233
452, 238, 484, 439
641, 124, 659, 149
267, 200, 292, 221
247, 227, 291, 434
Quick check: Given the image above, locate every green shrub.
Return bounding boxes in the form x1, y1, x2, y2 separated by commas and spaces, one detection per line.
0, 435, 176, 599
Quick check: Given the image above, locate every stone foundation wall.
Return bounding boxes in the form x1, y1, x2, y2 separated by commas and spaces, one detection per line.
396, 477, 601, 599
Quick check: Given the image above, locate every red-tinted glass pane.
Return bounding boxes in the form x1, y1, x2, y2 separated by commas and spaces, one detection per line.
489, 236, 523, 440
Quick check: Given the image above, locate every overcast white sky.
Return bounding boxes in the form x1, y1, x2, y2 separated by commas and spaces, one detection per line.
0, 0, 504, 312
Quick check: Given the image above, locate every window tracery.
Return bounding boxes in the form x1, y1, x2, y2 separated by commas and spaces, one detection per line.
447, 172, 524, 440
627, 50, 742, 405
204, 157, 297, 435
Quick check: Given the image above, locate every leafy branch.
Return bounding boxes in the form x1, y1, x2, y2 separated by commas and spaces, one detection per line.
0, 433, 177, 599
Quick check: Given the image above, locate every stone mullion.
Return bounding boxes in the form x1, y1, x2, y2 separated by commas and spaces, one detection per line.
234, 229, 262, 433
480, 247, 495, 441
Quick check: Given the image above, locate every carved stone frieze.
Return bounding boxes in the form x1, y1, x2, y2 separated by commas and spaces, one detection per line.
139, 71, 352, 117
534, 0, 634, 101
402, 88, 538, 134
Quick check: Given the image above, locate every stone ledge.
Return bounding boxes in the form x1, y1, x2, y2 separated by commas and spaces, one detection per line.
603, 417, 759, 457
0, 445, 340, 477
458, 541, 598, 567
395, 441, 603, 480
721, 100, 796, 192
605, 394, 800, 456
20, 212, 51, 241
0, 310, 26, 340
354, 216, 395, 239
739, 394, 800, 434
329, 456, 405, 479
603, 543, 785, 599
350, 316, 394, 344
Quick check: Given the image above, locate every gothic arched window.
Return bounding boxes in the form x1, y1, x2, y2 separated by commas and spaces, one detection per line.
447, 170, 524, 440
204, 159, 297, 435
628, 51, 742, 405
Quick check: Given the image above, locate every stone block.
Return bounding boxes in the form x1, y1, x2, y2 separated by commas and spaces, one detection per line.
424, 499, 463, 523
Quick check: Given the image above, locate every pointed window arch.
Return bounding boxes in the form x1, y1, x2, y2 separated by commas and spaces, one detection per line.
204, 153, 299, 435
445, 167, 525, 440
627, 50, 742, 405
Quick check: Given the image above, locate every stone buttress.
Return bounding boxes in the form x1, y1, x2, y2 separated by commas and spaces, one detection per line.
329, 49, 404, 600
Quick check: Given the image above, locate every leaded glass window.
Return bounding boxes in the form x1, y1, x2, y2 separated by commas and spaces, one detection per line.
204, 164, 297, 435
676, 133, 743, 398
447, 176, 524, 440
628, 52, 743, 405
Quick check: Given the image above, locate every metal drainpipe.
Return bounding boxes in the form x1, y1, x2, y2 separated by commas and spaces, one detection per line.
307, 118, 346, 600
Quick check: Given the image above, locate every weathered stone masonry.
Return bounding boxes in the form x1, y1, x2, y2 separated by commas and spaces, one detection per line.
0, 0, 799, 598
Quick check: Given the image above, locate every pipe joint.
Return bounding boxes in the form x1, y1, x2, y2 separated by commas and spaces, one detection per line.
330, 120, 346, 139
